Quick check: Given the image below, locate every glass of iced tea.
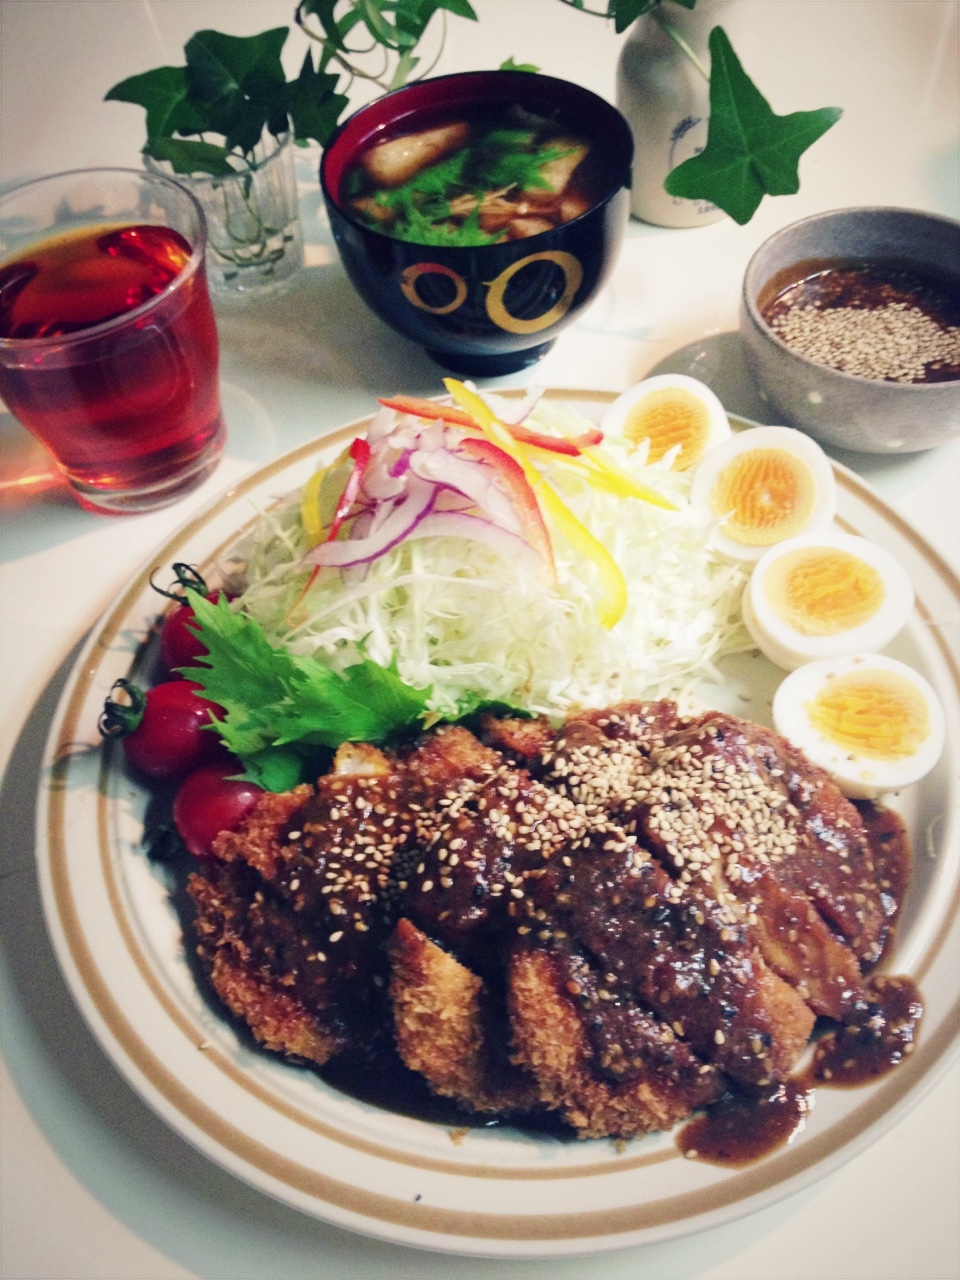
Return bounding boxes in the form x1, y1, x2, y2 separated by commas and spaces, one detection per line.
0, 168, 225, 514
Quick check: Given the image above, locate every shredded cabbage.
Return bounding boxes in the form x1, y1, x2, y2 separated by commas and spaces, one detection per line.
229, 402, 751, 721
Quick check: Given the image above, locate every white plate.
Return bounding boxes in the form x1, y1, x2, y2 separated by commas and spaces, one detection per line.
36, 393, 960, 1259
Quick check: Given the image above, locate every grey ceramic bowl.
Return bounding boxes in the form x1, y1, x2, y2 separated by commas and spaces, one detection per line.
740, 207, 960, 454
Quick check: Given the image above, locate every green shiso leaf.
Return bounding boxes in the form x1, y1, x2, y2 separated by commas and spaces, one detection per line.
178, 591, 431, 790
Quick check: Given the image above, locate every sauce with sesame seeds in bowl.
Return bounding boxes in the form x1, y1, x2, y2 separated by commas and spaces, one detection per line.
740, 207, 960, 453
758, 258, 960, 385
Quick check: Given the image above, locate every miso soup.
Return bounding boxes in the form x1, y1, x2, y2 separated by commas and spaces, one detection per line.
343, 104, 602, 247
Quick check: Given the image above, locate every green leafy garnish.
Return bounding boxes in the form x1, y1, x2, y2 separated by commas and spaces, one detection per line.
353, 127, 578, 245
179, 591, 431, 789
664, 25, 841, 224
499, 57, 540, 73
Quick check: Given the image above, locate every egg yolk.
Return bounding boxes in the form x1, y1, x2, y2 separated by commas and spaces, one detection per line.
764, 548, 885, 636
623, 389, 711, 471
711, 448, 817, 547
806, 669, 930, 759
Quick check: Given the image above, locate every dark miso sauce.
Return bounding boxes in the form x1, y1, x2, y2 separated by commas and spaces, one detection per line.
677, 972, 923, 1166
310, 793, 921, 1165
677, 1079, 813, 1167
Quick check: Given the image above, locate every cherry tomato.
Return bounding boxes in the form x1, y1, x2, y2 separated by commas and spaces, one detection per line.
101, 679, 225, 782
160, 592, 222, 672
173, 763, 263, 859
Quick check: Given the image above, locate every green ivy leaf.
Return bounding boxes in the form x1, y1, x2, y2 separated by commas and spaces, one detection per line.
105, 66, 204, 141
391, 0, 479, 49
664, 26, 842, 224
609, 0, 658, 33
184, 27, 288, 106
184, 27, 289, 154
287, 51, 350, 146
145, 135, 236, 178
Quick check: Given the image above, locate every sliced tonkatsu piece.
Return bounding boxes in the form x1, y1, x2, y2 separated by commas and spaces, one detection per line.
508, 945, 721, 1138
669, 712, 889, 967
476, 712, 555, 761
400, 722, 814, 1086
211, 784, 312, 880
189, 861, 349, 1065
388, 918, 541, 1115
394, 726, 519, 950
536, 703, 883, 1020
191, 743, 410, 1061
520, 826, 815, 1086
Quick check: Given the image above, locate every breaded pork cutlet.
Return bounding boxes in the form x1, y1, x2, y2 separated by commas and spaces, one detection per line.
186, 703, 912, 1140
190, 862, 346, 1064
190, 743, 411, 1064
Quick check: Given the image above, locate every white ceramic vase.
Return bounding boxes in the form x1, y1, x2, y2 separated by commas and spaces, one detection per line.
616, 0, 732, 228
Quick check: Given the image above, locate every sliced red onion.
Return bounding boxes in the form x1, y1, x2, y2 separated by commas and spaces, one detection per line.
403, 511, 543, 570
366, 406, 398, 444
407, 447, 519, 533
302, 475, 436, 569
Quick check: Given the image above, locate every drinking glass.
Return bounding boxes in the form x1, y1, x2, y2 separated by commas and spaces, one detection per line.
0, 168, 225, 514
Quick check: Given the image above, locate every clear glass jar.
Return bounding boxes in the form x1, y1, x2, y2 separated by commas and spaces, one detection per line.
145, 131, 304, 296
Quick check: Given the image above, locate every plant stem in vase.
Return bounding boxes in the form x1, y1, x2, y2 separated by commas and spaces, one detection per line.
146, 131, 304, 297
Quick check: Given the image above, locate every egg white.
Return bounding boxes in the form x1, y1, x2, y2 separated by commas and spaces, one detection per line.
743, 532, 915, 670
690, 425, 837, 562
600, 374, 730, 471
772, 653, 945, 798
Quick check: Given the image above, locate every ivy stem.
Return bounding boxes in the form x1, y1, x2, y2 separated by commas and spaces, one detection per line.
552, 0, 711, 84
653, 6, 711, 82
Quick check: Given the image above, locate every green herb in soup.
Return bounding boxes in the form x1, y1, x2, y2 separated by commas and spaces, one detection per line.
345, 108, 597, 246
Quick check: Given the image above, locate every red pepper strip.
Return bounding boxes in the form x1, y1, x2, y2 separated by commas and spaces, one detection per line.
458, 436, 557, 586
326, 436, 371, 543
379, 393, 601, 457
504, 419, 600, 457
378, 394, 476, 428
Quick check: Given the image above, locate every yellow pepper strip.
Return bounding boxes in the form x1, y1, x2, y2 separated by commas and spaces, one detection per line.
299, 464, 329, 547
521, 442, 678, 506
544, 419, 678, 510
445, 379, 628, 629
576, 443, 678, 511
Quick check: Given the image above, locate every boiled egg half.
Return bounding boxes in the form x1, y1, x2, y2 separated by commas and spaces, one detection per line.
601, 374, 731, 472
690, 425, 837, 562
772, 653, 945, 798
742, 532, 914, 670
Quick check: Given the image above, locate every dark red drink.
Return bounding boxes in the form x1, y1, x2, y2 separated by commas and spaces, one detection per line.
0, 198, 223, 513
